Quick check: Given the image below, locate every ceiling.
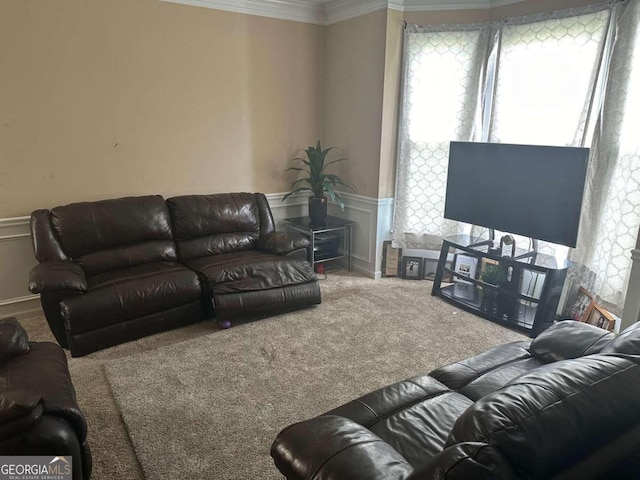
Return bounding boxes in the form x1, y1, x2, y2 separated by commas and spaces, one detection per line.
161, 0, 525, 25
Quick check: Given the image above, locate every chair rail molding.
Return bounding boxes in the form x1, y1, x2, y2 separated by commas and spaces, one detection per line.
0, 216, 40, 318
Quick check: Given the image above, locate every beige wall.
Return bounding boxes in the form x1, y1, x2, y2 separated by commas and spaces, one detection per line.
324, 10, 388, 199
0, 0, 324, 218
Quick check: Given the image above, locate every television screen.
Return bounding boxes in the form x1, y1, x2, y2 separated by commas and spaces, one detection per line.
444, 141, 589, 247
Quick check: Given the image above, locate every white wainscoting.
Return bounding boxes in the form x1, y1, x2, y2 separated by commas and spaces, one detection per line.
0, 217, 40, 318
266, 192, 394, 278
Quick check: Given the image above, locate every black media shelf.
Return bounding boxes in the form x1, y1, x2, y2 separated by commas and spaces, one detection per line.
432, 235, 567, 337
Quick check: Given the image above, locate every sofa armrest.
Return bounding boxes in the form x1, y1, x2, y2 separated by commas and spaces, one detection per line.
271, 415, 413, 480
257, 232, 310, 256
530, 320, 615, 361
28, 262, 88, 294
407, 442, 514, 480
0, 391, 43, 442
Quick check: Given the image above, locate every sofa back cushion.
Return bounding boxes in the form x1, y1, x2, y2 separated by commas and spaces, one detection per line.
529, 320, 615, 362
166, 193, 276, 261
446, 354, 640, 479
49, 196, 177, 276
601, 321, 640, 355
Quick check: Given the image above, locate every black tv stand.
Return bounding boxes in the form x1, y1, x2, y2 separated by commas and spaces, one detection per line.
431, 235, 567, 337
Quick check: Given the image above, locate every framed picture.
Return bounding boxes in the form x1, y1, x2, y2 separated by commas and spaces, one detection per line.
569, 286, 593, 322
402, 256, 423, 280
423, 258, 437, 280
381, 241, 402, 277
584, 303, 615, 331
453, 254, 478, 284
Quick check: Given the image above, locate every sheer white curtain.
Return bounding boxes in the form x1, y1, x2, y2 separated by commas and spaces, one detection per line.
571, 0, 640, 309
393, 0, 640, 312
393, 24, 490, 249
487, 7, 611, 260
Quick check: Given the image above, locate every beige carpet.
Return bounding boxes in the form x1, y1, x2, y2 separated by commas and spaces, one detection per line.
20, 272, 527, 479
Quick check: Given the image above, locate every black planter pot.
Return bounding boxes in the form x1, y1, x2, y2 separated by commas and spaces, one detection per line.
308, 196, 328, 225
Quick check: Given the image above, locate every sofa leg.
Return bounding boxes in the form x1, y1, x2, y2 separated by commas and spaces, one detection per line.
219, 320, 232, 329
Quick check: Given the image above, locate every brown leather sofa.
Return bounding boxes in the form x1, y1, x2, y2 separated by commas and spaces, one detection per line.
0, 317, 91, 480
272, 320, 640, 479
28, 193, 320, 356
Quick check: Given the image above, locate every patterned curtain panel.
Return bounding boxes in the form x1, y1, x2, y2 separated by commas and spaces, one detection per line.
487, 7, 610, 259
571, 0, 640, 309
392, 24, 490, 250
489, 7, 611, 146
393, 1, 639, 312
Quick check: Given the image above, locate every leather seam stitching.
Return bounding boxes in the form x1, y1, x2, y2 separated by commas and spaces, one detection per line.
444, 444, 494, 477
354, 400, 379, 420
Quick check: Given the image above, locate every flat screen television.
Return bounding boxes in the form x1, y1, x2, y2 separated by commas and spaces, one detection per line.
444, 141, 589, 248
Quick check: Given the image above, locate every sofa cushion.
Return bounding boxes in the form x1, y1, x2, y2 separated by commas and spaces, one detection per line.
61, 262, 202, 335
272, 415, 413, 480
0, 390, 42, 424
601, 320, 640, 355
50, 195, 176, 276
429, 341, 531, 391
186, 250, 316, 294
0, 318, 30, 360
457, 357, 545, 401
409, 442, 515, 480
446, 354, 640, 479
167, 193, 276, 261
326, 375, 473, 466
529, 320, 615, 361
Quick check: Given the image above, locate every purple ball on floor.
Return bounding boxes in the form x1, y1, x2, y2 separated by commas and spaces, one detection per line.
220, 320, 232, 329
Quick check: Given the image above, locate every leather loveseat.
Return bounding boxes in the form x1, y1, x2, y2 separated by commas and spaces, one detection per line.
0, 317, 91, 480
28, 193, 320, 356
272, 320, 640, 479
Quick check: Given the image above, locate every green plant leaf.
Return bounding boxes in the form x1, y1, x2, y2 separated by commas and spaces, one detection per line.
284, 141, 352, 203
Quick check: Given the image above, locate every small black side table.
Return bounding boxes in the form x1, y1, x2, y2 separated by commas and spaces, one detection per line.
283, 216, 354, 271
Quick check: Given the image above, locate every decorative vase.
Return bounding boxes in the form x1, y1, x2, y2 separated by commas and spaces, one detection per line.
308, 196, 328, 225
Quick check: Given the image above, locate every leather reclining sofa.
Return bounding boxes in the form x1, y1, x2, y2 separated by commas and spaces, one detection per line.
0, 317, 91, 480
28, 193, 321, 357
272, 320, 640, 479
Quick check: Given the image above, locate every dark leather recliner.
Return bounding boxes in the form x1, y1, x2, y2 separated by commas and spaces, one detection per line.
28, 193, 321, 356
0, 318, 91, 480
166, 193, 320, 321
28, 195, 205, 356
272, 320, 640, 479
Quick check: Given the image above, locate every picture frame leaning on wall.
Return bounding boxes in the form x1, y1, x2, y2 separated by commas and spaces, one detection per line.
381, 240, 402, 277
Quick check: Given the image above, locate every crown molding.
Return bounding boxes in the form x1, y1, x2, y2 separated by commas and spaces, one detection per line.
160, 0, 327, 24
401, 0, 521, 11
160, 0, 524, 25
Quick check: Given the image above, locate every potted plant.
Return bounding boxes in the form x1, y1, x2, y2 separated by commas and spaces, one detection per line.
283, 141, 351, 225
